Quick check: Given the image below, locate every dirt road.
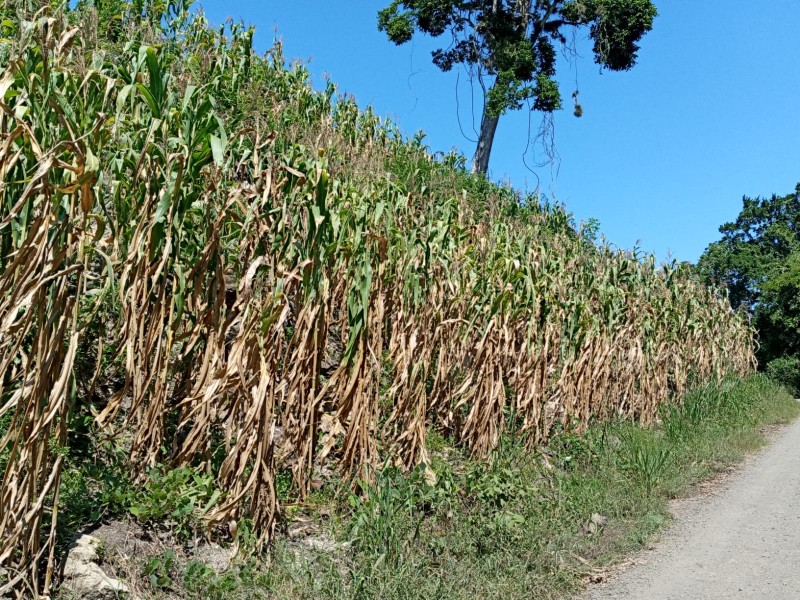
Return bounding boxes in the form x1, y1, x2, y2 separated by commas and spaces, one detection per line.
582, 416, 800, 600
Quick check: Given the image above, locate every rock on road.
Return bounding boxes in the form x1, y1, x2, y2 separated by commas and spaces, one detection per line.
582, 416, 800, 600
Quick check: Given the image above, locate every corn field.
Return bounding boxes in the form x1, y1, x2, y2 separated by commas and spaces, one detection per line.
0, 2, 755, 597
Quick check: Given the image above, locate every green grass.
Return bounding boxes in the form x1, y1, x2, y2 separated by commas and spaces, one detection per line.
96, 373, 796, 600
48, 374, 798, 600
49, 375, 799, 600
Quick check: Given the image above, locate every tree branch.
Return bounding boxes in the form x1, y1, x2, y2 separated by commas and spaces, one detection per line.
532, 0, 562, 39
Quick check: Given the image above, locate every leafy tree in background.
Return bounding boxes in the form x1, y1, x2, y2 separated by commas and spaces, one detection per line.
698, 185, 800, 310
759, 253, 800, 379
378, 0, 657, 175
698, 184, 800, 390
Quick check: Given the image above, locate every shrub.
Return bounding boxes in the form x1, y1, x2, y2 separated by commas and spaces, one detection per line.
766, 356, 800, 396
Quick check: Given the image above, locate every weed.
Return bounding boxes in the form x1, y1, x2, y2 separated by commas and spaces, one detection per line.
275, 469, 294, 504
129, 466, 222, 539
426, 429, 449, 452
143, 550, 176, 590
618, 432, 673, 497
348, 465, 432, 566
184, 560, 218, 595
465, 462, 531, 511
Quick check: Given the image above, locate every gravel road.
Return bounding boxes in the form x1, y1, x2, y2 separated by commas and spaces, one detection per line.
582, 416, 800, 600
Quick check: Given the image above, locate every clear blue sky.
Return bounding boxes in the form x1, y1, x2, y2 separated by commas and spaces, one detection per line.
199, 1, 800, 263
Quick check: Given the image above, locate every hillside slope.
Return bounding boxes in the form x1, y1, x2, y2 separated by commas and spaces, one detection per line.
0, 2, 754, 596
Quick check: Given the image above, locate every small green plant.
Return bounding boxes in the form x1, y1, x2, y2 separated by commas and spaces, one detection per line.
619, 431, 673, 497
54, 439, 138, 550
348, 469, 409, 567
184, 560, 218, 595
275, 469, 294, 504
546, 425, 605, 471
465, 463, 529, 510
348, 463, 450, 567
662, 381, 725, 442
129, 466, 222, 539
460, 438, 538, 546
143, 550, 175, 589
425, 429, 448, 452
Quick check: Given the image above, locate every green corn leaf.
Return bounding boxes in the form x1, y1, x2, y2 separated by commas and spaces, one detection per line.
209, 134, 225, 167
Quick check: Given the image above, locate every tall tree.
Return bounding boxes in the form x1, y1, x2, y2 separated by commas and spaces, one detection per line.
697, 184, 800, 371
697, 185, 800, 311
378, 0, 657, 175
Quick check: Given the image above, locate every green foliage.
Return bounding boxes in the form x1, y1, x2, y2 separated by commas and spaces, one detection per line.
466, 464, 529, 510
59, 459, 222, 546
184, 560, 218, 592
662, 379, 748, 443
257, 375, 799, 600
698, 184, 800, 368
348, 464, 453, 567
378, 0, 656, 171
378, 0, 656, 117
766, 356, 800, 396
57, 434, 136, 547
698, 184, 800, 309
275, 469, 294, 504
143, 549, 176, 589
128, 466, 222, 539
579, 0, 659, 71
758, 254, 800, 364
618, 430, 672, 496
183, 558, 280, 599
464, 434, 534, 523
58, 466, 99, 532
463, 452, 533, 542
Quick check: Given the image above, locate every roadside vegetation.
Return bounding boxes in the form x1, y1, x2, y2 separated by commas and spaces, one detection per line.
0, 2, 785, 599
698, 184, 800, 394
53, 375, 798, 600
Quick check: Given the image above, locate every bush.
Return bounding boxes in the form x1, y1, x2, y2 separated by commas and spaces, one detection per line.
766, 356, 800, 396
129, 466, 222, 539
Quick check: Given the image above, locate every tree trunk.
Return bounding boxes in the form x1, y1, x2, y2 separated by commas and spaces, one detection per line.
471, 106, 500, 175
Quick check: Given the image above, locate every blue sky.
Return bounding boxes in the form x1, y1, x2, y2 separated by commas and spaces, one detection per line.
199, 1, 800, 262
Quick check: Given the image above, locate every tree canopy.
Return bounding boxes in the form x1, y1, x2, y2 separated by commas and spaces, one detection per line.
697, 185, 800, 310
697, 184, 800, 387
378, 0, 657, 174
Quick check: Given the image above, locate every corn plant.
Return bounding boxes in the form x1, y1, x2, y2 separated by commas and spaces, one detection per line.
0, 2, 756, 597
